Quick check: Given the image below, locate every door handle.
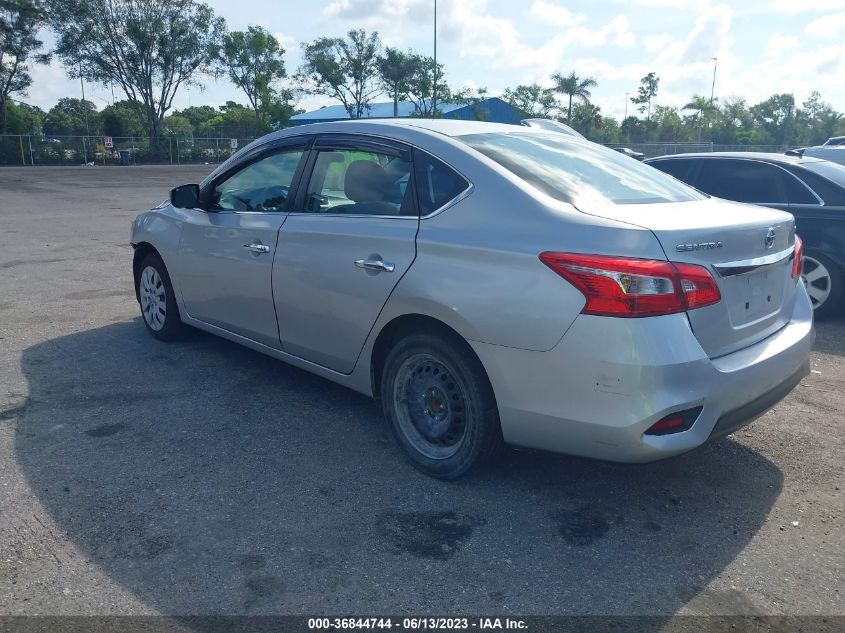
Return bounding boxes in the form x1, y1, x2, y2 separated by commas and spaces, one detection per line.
354, 258, 395, 273
243, 243, 270, 253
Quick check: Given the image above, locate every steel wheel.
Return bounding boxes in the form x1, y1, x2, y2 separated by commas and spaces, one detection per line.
139, 265, 167, 331
392, 353, 469, 460
802, 255, 832, 310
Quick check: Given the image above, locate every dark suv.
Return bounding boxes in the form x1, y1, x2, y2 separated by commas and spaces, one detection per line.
647, 152, 845, 318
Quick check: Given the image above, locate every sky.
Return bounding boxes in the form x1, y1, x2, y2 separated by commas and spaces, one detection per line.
22, 0, 845, 121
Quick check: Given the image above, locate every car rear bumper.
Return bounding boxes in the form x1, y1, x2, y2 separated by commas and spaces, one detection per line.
471, 284, 814, 462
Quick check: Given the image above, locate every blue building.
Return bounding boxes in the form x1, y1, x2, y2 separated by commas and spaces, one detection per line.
289, 97, 522, 126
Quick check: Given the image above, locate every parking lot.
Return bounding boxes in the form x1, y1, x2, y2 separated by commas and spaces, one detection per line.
0, 165, 842, 616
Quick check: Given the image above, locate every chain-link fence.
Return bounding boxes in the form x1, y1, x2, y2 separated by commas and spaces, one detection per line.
606, 142, 788, 158
0, 135, 259, 166
1, 135, 794, 166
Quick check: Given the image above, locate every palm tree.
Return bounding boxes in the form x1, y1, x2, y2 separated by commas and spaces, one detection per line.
683, 94, 718, 142
551, 71, 598, 124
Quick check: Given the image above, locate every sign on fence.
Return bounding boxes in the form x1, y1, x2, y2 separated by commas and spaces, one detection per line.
104, 136, 113, 149
229, 138, 238, 149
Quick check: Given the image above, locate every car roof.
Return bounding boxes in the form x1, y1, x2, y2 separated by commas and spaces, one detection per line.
267, 118, 533, 143
645, 151, 825, 165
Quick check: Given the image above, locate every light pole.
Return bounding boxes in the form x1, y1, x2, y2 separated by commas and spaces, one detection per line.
79, 63, 91, 163
624, 92, 629, 121
432, 0, 437, 117
709, 57, 718, 106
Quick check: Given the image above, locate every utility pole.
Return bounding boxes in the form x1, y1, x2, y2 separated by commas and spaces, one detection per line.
79, 63, 90, 164
432, 0, 437, 118
710, 57, 718, 106
624, 93, 629, 121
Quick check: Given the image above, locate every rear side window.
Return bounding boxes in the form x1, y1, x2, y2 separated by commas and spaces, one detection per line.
649, 158, 695, 184
695, 159, 787, 204
781, 172, 818, 205
414, 150, 469, 215
790, 163, 845, 205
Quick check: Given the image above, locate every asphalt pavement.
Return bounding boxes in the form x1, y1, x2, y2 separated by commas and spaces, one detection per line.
0, 166, 842, 617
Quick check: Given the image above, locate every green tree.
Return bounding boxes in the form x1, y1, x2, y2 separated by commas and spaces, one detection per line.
197, 101, 270, 138
100, 100, 146, 137
404, 54, 448, 117
3, 98, 42, 133
43, 97, 100, 136
263, 88, 301, 127
377, 47, 419, 117
796, 91, 842, 146
551, 71, 597, 124
651, 105, 688, 142
632, 72, 659, 123
162, 114, 193, 138
713, 96, 755, 144
592, 115, 621, 144
174, 105, 218, 132
0, 0, 49, 133
751, 93, 795, 145
215, 25, 286, 120
570, 102, 601, 138
682, 94, 718, 142
501, 83, 558, 119
48, 0, 224, 157
298, 29, 381, 119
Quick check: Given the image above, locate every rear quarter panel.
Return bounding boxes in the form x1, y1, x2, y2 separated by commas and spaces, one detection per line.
376, 156, 667, 352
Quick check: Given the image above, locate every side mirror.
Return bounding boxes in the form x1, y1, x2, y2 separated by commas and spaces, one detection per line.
170, 184, 200, 209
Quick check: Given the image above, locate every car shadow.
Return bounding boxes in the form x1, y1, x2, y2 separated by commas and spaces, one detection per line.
11, 321, 783, 616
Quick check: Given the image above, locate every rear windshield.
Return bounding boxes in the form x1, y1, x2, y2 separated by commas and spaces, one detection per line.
459, 132, 704, 206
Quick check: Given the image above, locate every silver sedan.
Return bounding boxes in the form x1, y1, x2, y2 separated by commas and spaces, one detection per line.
131, 120, 813, 478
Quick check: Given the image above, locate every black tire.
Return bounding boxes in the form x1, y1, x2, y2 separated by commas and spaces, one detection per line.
803, 249, 843, 320
380, 332, 504, 479
136, 252, 187, 341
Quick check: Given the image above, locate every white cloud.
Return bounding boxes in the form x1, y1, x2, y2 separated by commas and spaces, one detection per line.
616, 0, 687, 6
771, 0, 845, 14
764, 34, 799, 57
805, 11, 845, 38
527, 1, 586, 27
644, 33, 672, 53
274, 32, 299, 55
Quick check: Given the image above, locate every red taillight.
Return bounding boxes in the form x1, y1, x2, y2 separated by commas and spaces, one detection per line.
792, 235, 803, 279
539, 252, 721, 317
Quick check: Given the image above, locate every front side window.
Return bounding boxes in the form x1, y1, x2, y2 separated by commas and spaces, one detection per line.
459, 132, 703, 206
696, 159, 787, 204
304, 148, 414, 216
212, 148, 305, 211
414, 150, 470, 215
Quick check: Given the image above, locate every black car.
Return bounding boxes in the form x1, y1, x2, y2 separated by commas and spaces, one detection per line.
646, 152, 845, 318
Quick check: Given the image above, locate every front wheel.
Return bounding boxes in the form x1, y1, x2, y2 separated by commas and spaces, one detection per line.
380, 332, 503, 479
136, 253, 186, 341
802, 250, 843, 319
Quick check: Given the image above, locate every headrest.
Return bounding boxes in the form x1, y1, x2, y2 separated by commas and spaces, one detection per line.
344, 160, 392, 202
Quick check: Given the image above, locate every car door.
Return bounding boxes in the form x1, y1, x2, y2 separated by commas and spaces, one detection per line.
176, 138, 310, 348
272, 135, 419, 373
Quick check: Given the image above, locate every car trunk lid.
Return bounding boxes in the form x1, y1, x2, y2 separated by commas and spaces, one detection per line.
579, 199, 798, 358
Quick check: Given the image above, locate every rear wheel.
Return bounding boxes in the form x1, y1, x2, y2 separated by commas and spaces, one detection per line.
137, 253, 186, 341
380, 332, 503, 479
802, 250, 842, 319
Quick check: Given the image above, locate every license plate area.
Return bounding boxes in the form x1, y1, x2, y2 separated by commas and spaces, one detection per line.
722, 266, 786, 326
